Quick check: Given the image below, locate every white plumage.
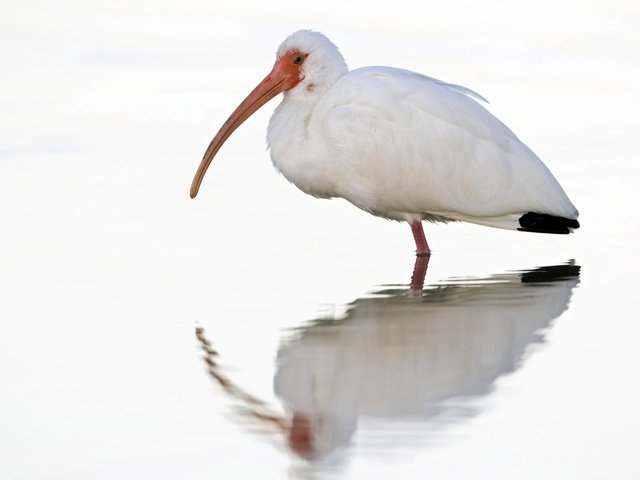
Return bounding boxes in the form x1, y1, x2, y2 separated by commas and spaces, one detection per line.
191, 30, 580, 254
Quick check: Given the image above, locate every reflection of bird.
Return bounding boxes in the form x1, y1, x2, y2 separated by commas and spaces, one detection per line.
274, 263, 580, 459
190, 30, 579, 255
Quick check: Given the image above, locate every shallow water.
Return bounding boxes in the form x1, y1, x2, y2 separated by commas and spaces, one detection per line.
199, 262, 581, 459
2, 1, 640, 479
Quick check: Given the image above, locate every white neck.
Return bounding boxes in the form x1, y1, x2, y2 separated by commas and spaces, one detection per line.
267, 30, 350, 198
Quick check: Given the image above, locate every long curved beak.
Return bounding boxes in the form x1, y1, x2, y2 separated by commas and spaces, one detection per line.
190, 63, 293, 199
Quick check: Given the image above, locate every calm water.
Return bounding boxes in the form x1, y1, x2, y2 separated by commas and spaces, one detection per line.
2, 1, 639, 479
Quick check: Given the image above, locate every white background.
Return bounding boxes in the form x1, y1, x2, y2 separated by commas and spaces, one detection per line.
1, 1, 639, 478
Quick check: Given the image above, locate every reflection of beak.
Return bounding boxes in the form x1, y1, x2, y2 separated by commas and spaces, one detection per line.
288, 413, 314, 457
190, 58, 299, 199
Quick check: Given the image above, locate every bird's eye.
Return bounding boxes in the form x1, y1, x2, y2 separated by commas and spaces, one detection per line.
293, 56, 303, 65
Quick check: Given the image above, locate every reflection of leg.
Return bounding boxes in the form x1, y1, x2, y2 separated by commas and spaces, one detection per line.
410, 254, 430, 293
410, 221, 431, 257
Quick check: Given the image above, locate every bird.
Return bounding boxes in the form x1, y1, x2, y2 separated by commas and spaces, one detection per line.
190, 30, 579, 256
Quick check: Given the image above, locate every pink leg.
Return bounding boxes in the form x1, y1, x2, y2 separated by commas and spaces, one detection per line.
410, 221, 431, 257
410, 254, 430, 293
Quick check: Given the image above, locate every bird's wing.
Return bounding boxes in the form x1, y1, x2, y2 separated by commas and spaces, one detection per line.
311, 66, 577, 222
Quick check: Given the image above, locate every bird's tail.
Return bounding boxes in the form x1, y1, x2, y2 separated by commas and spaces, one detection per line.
429, 211, 580, 234
517, 212, 580, 234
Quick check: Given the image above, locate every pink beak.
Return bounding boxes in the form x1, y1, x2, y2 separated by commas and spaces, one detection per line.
190, 52, 305, 198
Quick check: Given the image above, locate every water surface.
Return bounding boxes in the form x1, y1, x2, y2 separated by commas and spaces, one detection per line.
1, 1, 639, 479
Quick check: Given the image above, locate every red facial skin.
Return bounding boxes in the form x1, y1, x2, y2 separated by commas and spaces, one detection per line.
190, 50, 308, 198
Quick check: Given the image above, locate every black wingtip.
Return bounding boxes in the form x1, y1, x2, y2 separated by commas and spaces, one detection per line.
518, 212, 580, 234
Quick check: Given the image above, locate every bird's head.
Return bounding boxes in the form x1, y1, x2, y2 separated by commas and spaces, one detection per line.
276, 30, 348, 100
190, 30, 347, 199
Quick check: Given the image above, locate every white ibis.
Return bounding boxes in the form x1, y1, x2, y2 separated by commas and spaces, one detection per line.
190, 30, 580, 256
